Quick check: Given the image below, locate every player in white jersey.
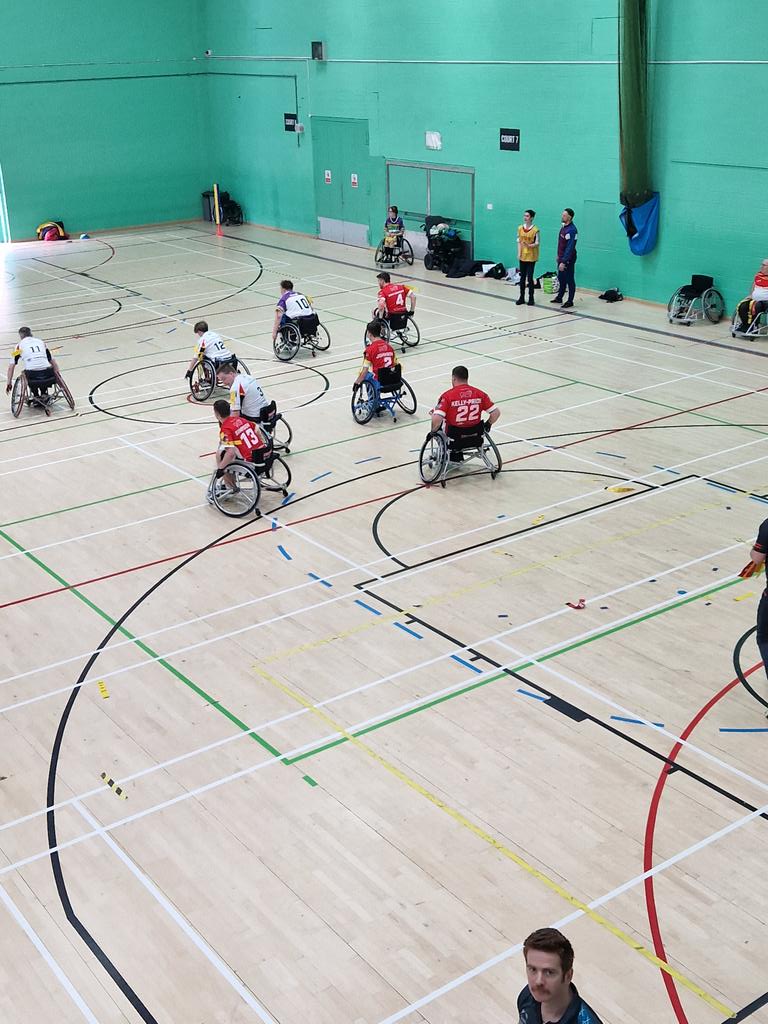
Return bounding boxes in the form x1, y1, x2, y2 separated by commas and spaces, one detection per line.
272, 279, 319, 343
6, 327, 59, 397
215, 363, 270, 422
185, 320, 235, 380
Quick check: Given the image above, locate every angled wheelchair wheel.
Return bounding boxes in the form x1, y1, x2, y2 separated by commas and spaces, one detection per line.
268, 414, 293, 454
379, 319, 393, 343
703, 288, 725, 324
190, 359, 216, 401
274, 323, 301, 361
262, 453, 292, 495
424, 251, 435, 271
400, 239, 415, 266
374, 243, 388, 266
56, 374, 75, 410
667, 287, 685, 322
312, 323, 331, 351
397, 316, 420, 350
235, 357, 250, 374
11, 376, 27, 418
351, 380, 377, 424
483, 434, 503, 479
419, 432, 448, 484
395, 380, 417, 415
212, 463, 261, 517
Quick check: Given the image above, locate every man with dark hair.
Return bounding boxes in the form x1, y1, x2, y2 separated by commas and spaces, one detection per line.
518, 928, 603, 1023
208, 398, 267, 504
355, 320, 398, 387
430, 365, 499, 462
376, 271, 416, 321
272, 279, 318, 343
551, 208, 578, 309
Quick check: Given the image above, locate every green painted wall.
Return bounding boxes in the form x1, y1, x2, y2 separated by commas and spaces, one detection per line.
0, 1, 207, 238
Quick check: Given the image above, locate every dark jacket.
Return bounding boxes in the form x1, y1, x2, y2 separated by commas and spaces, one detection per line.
517, 983, 603, 1024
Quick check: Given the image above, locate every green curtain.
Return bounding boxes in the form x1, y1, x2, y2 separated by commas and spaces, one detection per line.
619, 0, 653, 208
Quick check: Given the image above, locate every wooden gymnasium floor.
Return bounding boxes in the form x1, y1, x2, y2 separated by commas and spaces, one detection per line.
1, 222, 767, 1024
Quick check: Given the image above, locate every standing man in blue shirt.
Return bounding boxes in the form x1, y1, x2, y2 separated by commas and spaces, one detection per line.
551, 208, 578, 309
517, 928, 603, 1023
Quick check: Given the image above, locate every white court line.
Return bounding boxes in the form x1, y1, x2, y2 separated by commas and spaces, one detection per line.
74, 800, 277, 1024
0, 880, 100, 1024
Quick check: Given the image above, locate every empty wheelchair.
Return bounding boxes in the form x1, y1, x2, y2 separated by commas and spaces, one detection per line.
207, 445, 292, 518
189, 354, 249, 402
352, 364, 417, 425
252, 400, 293, 454
418, 425, 502, 487
366, 312, 420, 353
11, 367, 75, 418
667, 275, 725, 326
731, 299, 768, 340
273, 314, 331, 361
374, 235, 414, 268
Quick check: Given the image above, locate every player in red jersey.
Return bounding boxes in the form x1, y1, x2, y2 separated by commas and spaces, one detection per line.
430, 365, 500, 461
376, 271, 416, 331
209, 398, 267, 501
355, 320, 398, 387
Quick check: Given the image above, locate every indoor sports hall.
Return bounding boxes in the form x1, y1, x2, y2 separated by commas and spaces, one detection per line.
1, 5, 767, 1024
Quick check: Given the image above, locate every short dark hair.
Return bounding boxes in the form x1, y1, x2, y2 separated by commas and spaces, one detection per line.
213, 399, 231, 417
523, 929, 574, 975
18, 326, 32, 338
389, 205, 398, 215
193, 320, 208, 333
525, 209, 536, 219
280, 279, 294, 291
452, 365, 469, 382
217, 362, 236, 375
366, 320, 383, 338
377, 271, 391, 284
564, 207, 575, 218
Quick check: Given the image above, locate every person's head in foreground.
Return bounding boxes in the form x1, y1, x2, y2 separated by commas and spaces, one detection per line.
523, 928, 573, 1005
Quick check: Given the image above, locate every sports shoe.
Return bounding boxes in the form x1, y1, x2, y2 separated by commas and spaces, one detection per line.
550, 296, 562, 304
515, 297, 525, 305
562, 301, 574, 308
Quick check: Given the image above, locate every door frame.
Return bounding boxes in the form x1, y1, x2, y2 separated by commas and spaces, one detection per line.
385, 160, 475, 257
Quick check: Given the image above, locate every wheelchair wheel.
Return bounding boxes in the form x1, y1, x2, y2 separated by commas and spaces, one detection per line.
11, 376, 27, 418
397, 317, 420, 350
274, 323, 301, 361
703, 288, 725, 324
312, 323, 331, 351
235, 357, 250, 374
419, 432, 447, 484
262, 453, 292, 495
424, 252, 435, 271
483, 434, 503, 479
268, 414, 293, 454
190, 359, 216, 401
212, 463, 261, 517
667, 287, 685, 321
351, 380, 377, 424
56, 374, 75, 410
395, 380, 417, 415
400, 239, 415, 266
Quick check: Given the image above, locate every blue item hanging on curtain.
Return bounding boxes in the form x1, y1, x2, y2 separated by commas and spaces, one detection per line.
619, 191, 659, 255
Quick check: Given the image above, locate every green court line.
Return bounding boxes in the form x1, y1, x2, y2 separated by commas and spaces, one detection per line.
0, 526, 317, 786
284, 576, 740, 765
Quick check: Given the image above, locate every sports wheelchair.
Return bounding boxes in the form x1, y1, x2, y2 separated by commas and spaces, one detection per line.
248, 400, 293, 454
188, 354, 250, 402
418, 424, 502, 487
731, 299, 768, 340
207, 444, 292, 518
273, 314, 331, 361
374, 235, 415, 268
667, 275, 725, 326
351, 364, 417, 425
367, 311, 420, 353
10, 367, 75, 418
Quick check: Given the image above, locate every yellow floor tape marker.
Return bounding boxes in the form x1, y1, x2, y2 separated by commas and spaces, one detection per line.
734, 592, 754, 602
100, 772, 127, 800
253, 664, 734, 1017
607, 486, 636, 494
97, 680, 110, 699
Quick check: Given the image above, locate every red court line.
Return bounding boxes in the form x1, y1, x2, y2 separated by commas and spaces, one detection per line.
642, 660, 764, 1023
0, 488, 412, 611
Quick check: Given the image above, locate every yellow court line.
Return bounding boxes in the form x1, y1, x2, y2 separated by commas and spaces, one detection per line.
252, 663, 734, 1017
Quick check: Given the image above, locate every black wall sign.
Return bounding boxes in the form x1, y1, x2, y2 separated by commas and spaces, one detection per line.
500, 128, 520, 151
284, 113, 298, 132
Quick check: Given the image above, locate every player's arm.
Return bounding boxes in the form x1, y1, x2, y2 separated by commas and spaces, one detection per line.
406, 286, 416, 313
481, 393, 500, 430
272, 305, 283, 341
430, 401, 445, 433
228, 383, 241, 415
740, 521, 768, 577
6, 351, 20, 393
355, 352, 372, 386
46, 349, 60, 375
186, 340, 203, 376
516, 231, 522, 263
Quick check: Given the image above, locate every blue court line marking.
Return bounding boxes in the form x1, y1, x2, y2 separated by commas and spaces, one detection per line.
394, 622, 423, 639
310, 471, 332, 482
308, 572, 333, 588
450, 654, 483, 674
354, 599, 382, 615
277, 545, 291, 560
409, 448, 421, 453
719, 727, 768, 733
595, 451, 626, 459
281, 492, 295, 506
354, 456, 382, 465
750, 494, 768, 504
165, 327, 177, 333
653, 465, 680, 475
610, 715, 664, 727
517, 688, 549, 702
705, 480, 737, 493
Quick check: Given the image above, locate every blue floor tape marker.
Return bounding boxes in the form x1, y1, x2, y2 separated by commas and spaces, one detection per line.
97, 347, 117, 352
271, 517, 279, 530
354, 455, 382, 465
750, 494, 768, 504
719, 727, 768, 733
653, 465, 680, 475
497, 514, 507, 519
308, 572, 332, 588
277, 545, 291, 560
394, 622, 423, 639
517, 688, 549, 702
595, 452, 626, 459
281, 492, 295, 506
706, 480, 737, 493
677, 589, 687, 595
354, 599, 381, 615
611, 715, 664, 727
498, 613, 509, 618
451, 654, 483, 674
310, 471, 332, 482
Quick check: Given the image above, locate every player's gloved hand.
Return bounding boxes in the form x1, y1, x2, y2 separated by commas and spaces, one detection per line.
185, 370, 193, 380
5, 384, 11, 394
426, 430, 438, 440
739, 561, 764, 579
483, 419, 492, 433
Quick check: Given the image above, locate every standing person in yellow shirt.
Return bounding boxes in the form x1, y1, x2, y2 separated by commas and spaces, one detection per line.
516, 209, 540, 306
